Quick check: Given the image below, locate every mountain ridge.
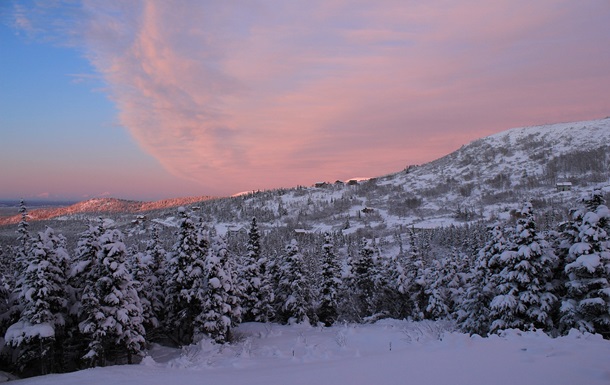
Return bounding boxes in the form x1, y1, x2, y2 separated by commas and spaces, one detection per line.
0, 196, 217, 226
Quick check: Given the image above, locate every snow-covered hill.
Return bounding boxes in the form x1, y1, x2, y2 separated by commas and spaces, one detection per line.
195, 117, 610, 235
7, 320, 610, 385
1, 117, 609, 242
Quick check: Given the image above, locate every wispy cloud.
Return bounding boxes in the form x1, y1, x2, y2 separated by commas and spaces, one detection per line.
12, 0, 610, 195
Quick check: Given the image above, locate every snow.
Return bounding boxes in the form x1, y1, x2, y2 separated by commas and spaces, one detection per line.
4, 321, 55, 346
567, 254, 602, 274
9, 320, 610, 385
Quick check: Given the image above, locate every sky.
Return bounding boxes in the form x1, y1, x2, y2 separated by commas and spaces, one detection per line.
1, 1, 609, 202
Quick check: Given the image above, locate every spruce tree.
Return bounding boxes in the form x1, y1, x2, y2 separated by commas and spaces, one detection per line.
4, 227, 69, 375
132, 224, 167, 339
382, 252, 411, 320
14, 199, 30, 274
318, 233, 341, 326
458, 224, 507, 335
71, 219, 105, 297
79, 229, 145, 367
489, 203, 557, 333
129, 250, 160, 337
560, 191, 610, 337
164, 207, 207, 345
196, 235, 242, 343
241, 218, 274, 322
352, 238, 379, 319
425, 257, 454, 320
406, 228, 427, 321
276, 240, 312, 324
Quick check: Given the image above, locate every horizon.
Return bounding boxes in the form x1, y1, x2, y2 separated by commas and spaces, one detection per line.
2, 1, 610, 201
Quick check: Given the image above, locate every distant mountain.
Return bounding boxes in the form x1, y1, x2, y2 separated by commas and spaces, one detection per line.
0, 196, 216, 226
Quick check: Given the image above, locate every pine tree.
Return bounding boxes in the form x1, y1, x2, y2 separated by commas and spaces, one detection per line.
406, 228, 427, 321
424, 260, 449, 320
129, 250, 159, 337
458, 224, 507, 335
241, 218, 274, 322
4, 227, 70, 375
425, 257, 454, 320
0, 244, 19, 340
351, 238, 382, 319
132, 224, 167, 339
381, 252, 411, 320
14, 199, 30, 274
196, 235, 242, 343
560, 190, 610, 337
71, 219, 105, 297
164, 207, 207, 345
318, 233, 341, 326
79, 229, 145, 367
276, 240, 312, 324
0, 272, 10, 323
489, 203, 557, 333
5, 199, 33, 331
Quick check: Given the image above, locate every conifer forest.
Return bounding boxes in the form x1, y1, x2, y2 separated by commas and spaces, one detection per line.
1, 188, 609, 377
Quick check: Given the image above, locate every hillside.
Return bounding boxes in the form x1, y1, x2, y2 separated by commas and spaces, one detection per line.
1, 117, 609, 236
187, 117, 610, 236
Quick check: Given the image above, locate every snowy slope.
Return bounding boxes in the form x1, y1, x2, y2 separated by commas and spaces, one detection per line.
8, 320, 610, 385
1, 117, 609, 245
208, 117, 610, 234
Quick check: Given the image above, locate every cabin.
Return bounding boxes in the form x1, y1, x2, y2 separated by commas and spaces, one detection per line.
347, 179, 359, 186
556, 182, 572, 192
314, 182, 329, 188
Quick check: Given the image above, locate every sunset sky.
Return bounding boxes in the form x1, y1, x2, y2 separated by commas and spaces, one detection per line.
1, 1, 609, 201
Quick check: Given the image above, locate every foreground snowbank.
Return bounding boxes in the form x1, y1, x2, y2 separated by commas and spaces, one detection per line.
10, 320, 610, 385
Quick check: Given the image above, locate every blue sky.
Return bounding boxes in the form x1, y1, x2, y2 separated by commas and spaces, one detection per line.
2, 1, 609, 201
0, 17, 202, 201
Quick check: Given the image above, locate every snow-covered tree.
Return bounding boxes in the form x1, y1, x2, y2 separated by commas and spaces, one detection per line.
14, 199, 30, 274
129, 250, 160, 337
164, 208, 207, 345
318, 233, 341, 326
350, 238, 381, 319
79, 229, 145, 367
276, 240, 313, 324
426, 250, 466, 321
406, 229, 427, 321
0, 274, 10, 328
70, 219, 105, 298
458, 223, 508, 335
4, 227, 70, 375
379, 252, 411, 320
489, 203, 557, 334
559, 191, 610, 337
241, 218, 274, 323
0, 250, 18, 340
143, 224, 167, 332
196, 235, 242, 343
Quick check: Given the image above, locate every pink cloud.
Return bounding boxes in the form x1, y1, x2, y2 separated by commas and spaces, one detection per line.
17, 1, 610, 195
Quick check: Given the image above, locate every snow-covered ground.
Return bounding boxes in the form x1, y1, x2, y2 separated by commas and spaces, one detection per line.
8, 320, 610, 385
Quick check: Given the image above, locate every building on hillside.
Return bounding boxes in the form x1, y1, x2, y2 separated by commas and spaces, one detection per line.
556, 181, 572, 191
